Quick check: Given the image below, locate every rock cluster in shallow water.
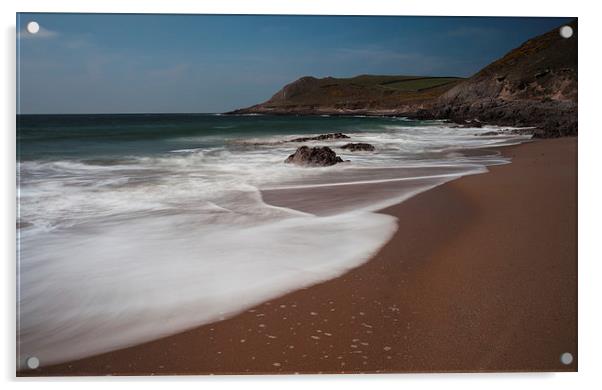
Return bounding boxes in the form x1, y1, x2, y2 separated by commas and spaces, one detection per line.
341, 143, 375, 152
285, 146, 344, 167
290, 133, 350, 143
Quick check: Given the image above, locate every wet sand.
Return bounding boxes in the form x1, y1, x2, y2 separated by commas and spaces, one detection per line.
21, 137, 577, 376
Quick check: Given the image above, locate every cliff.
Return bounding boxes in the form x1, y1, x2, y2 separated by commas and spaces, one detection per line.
229, 75, 464, 115
412, 19, 577, 137
230, 20, 577, 137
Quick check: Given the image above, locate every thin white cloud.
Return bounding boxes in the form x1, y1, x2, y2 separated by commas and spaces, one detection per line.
335, 47, 417, 62
330, 46, 469, 77
147, 63, 191, 80
334, 47, 442, 72
63, 37, 92, 49
18, 26, 59, 40
447, 26, 500, 38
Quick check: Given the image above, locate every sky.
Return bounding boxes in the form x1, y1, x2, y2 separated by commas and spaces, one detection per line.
17, 14, 573, 114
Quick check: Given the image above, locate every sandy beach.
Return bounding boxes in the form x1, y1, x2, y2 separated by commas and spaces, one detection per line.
22, 137, 577, 376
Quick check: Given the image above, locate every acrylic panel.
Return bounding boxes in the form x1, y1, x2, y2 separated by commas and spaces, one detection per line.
16, 13, 578, 376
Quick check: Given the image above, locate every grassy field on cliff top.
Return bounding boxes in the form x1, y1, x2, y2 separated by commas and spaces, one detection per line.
259, 75, 466, 109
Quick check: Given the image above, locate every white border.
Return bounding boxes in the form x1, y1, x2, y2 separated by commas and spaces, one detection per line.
2, 0, 600, 388
2, 0, 583, 17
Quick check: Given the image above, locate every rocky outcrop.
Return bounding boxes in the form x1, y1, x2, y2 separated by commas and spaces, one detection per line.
341, 143, 376, 152
451, 119, 483, 128
477, 131, 500, 136
412, 20, 577, 137
290, 133, 350, 142
285, 146, 344, 166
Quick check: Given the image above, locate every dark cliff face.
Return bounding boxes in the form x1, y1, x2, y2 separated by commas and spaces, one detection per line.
415, 20, 577, 137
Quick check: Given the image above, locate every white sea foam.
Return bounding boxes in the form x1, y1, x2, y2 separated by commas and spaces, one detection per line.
17, 122, 530, 367
19, 197, 398, 367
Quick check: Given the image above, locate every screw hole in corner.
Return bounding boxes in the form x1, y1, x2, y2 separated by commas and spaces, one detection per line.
26, 356, 40, 369
559, 25, 573, 39
26, 21, 40, 34
560, 352, 573, 365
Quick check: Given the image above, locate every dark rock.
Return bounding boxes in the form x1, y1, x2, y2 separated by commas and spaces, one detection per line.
285, 146, 344, 166
507, 128, 535, 135
341, 142, 376, 151
290, 133, 350, 142
477, 131, 499, 136
451, 119, 484, 128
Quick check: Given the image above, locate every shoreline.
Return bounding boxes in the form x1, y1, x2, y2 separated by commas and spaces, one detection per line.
20, 137, 577, 376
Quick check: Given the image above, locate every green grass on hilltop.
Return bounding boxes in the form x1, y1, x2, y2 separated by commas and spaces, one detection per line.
251, 74, 466, 111
319, 75, 462, 92
380, 77, 462, 91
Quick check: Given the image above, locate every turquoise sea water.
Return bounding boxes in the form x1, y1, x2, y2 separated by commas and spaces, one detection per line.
16, 114, 531, 368
18, 114, 422, 160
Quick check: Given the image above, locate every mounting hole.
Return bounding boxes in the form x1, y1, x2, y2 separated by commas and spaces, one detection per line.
26, 356, 40, 369
560, 352, 573, 365
26, 21, 40, 34
559, 25, 573, 39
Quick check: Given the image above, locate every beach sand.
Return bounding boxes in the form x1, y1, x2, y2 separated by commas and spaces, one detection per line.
21, 137, 577, 376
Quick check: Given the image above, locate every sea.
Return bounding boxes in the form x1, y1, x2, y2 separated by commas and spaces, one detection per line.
16, 113, 531, 367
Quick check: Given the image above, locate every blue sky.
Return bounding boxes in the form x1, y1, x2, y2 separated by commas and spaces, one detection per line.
17, 14, 572, 114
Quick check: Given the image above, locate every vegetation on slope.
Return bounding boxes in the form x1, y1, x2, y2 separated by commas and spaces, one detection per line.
231, 75, 464, 114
